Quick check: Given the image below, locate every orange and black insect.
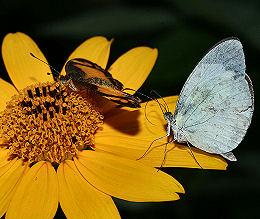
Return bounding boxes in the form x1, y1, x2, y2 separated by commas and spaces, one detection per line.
61, 58, 141, 108
30, 54, 141, 108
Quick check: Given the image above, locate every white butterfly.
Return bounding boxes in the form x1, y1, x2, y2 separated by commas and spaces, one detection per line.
154, 38, 254, 162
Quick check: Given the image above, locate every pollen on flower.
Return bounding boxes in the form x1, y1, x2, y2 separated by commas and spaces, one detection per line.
0, 82, 104, 164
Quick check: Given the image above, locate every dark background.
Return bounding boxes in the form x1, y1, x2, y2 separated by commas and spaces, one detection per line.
0, 0, 259, 218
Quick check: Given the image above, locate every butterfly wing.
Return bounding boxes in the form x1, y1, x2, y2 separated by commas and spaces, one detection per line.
173, 38, 254, 155
90, 83, 141, 108
65, 58, 124, 90
65, 58, 141, 108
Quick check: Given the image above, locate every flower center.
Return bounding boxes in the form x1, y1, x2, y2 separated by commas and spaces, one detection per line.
0, 82, 103, 164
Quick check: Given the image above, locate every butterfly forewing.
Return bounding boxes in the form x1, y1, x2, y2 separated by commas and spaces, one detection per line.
173, 38, 254, 155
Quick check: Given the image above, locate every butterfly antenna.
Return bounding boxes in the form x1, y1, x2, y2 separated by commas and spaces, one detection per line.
30, 53, 71, 104
30, 53, 60, 78
186, 141, 203, 169
152, 95, 167, 115
122, 88, 153, 101
151, 89, 170, 112
123, 88, 157, 125
123, 88, 168, 114
162, 97, 170, 112
144, 101, 156, 125
150, 90, 167, 113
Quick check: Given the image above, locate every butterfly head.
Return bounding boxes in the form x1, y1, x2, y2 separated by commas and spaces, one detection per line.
58, 75, 70, 85
163, 111, 174, 123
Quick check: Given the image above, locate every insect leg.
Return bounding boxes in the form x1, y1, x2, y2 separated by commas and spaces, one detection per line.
68, 80, 79, 91
186, 142, 203, 169
59, 79, 78, 91
137, 123, 172, 160
160, 142, 169, 168
159, 135, 177, 169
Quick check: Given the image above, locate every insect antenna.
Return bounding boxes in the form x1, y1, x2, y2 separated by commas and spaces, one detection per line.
30, 53, 61, 80
143, 93, 166, 126
144, 101, 155, 125
122, 88, 157, 125
47, 72, 60, 79
124, 88, 169, 126
30, 53, 71, 103
152, 96, 166, 114
150, 89, 170, 113
186, 141, 203, 169
122, 88, 153, 101
139, 90, 167, 125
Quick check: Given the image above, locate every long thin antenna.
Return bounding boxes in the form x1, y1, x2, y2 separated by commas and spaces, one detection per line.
122, 88, 153, 101
154, 97, 165, 114
122, 88, 168, 117
30, 53, 60, 78
151, 89, 170, 112
122, 88, 156, 125
144, 101, 155, 125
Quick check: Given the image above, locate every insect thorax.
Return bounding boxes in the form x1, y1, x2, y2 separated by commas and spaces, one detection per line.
164, 112, 187, 143
172, 125, 187, 143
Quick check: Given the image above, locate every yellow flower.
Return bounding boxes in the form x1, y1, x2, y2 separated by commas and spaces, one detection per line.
0, 32, 227, 218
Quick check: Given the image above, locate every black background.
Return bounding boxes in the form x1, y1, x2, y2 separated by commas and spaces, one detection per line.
0, 0, 259, 218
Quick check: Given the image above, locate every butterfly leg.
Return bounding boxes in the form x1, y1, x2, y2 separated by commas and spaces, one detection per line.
160, 142, 169, 168
67, 80, 79, 91
186, 142, 203, 169
159, 135, 177, 169
137, 123, 172, 160
57, 78, 79, 91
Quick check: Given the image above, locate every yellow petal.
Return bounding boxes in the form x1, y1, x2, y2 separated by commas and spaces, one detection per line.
6, 161, 58, 219
61, 36, 113, 75
95, 136, 227, 170
58, 160, 120, 219
0, 78, 18, 111
0, 159, 29, 218
74, 150, 184, 202
0, 149, 11, 167
2, 32, 52, 90
96, 96, 227, 170
108, 47, 158, 93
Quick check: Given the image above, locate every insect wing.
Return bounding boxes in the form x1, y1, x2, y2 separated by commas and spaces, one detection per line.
65, 58, 124, 90
173, 38, 254, 155
91, 84, 141, 108
65, 58, 141, 108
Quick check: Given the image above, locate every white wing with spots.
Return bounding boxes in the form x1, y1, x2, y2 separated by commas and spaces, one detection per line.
172, 38, 254, 160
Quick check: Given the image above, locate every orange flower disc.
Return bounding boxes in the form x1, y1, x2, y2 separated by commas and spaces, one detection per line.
0, 82, 103, 164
